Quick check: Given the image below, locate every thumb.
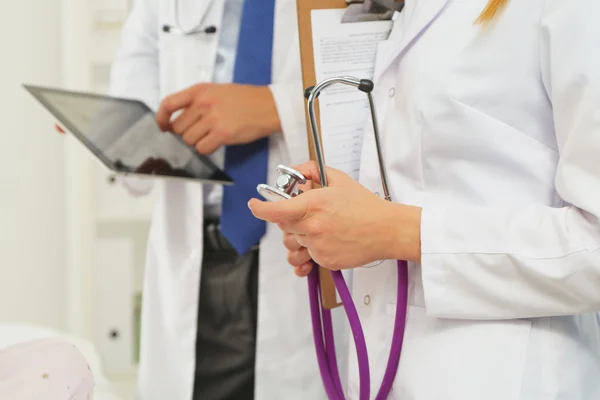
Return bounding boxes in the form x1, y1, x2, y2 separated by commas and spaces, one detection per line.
248, 196, 309, 224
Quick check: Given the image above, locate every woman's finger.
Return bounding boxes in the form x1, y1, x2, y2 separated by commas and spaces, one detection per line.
290, 161, 322, 185
292, 161, 346, 187
287, 248, 312, 267
283, 233, 303, 251
294, 233, 311, 249
293, 262, 313, 277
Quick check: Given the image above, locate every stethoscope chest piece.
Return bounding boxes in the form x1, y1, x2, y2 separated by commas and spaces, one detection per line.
257, 164, 307, 202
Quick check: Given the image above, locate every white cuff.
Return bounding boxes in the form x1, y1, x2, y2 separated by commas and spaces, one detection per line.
420, 207, 451, 317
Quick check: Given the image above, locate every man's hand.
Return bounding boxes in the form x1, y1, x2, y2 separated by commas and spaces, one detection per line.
155, 83, 281, 154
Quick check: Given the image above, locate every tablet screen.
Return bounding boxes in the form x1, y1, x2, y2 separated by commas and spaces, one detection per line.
24, 85, 233, 184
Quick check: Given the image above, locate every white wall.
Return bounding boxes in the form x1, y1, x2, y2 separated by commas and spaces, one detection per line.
0, 0, 66, 329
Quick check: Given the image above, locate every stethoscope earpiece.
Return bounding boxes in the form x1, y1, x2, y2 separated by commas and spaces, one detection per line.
162, 24, 218, 35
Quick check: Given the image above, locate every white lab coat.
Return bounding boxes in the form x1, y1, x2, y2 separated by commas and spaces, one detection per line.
109, 0, 337, 399
352, 0, 600, 398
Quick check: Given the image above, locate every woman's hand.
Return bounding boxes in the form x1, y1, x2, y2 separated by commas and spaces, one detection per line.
282, 232, 313, 277
248, 161, 422, 274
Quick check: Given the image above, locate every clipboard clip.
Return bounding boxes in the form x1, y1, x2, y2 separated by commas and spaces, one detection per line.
342, 0, 405, 23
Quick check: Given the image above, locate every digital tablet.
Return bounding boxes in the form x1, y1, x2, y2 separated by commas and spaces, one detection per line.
23, 84, 233, 185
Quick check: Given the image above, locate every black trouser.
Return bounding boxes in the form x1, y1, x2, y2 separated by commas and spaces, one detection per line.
192, 220, 259, 400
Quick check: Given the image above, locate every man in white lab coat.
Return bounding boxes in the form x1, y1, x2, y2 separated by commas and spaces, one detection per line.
109, 0, 334, 399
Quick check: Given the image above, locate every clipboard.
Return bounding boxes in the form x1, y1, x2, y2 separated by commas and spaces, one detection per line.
296, 0, 401, 310
296, 0, 346, 311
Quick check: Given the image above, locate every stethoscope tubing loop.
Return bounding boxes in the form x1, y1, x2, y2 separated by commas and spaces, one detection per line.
308, 268, 343, 400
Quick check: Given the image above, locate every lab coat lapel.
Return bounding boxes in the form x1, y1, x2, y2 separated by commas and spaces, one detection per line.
375, 0, 450, 79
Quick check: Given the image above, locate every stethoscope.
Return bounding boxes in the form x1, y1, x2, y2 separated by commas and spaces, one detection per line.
257, 77, 409, 400
161, 0, 218, 35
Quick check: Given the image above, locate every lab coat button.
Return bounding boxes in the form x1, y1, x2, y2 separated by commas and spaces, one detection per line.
388, 88, 395, 98
364, 295, 371, 305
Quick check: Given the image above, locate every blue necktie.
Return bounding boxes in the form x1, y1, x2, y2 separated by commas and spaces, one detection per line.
221, 0, 275, 255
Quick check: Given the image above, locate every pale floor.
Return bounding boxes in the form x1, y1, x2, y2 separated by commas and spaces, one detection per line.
110, 374, 137, 399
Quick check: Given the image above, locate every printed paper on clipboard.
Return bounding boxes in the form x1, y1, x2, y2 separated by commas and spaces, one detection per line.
311, 9, 391, 179
310, 8, 392, 180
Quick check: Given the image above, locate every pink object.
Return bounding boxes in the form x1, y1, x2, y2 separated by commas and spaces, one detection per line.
0, 338, 94, 399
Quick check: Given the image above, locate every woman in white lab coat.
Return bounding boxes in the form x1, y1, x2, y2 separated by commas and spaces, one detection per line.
250, 0, 600, 398
109, 0, 341, 399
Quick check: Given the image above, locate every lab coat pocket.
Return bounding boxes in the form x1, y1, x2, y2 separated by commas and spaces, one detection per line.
421, 97, 558, 205
448, 98, 557, 153
386, 305, 531, 400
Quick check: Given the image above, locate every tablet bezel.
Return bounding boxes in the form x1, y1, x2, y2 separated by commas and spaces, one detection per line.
23, 84, 234, 185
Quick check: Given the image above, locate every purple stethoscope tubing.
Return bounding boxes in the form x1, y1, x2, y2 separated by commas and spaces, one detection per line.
309, 263, 409, 400
305, 77, 409, 399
